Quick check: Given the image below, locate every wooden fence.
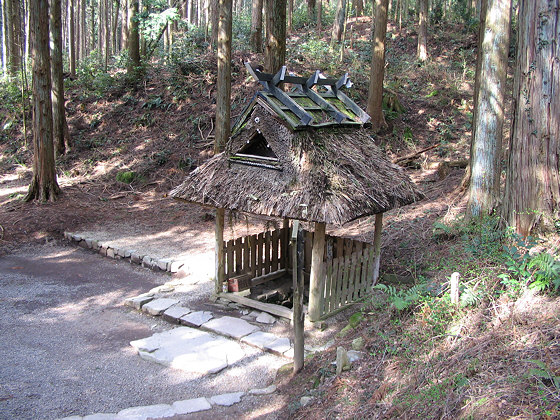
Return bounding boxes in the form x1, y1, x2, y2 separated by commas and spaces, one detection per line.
222, 228, 376, 319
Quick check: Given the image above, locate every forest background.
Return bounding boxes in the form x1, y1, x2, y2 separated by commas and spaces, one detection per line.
1, 0, 560, 418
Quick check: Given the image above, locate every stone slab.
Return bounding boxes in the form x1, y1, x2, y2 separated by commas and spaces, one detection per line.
169, 261, 184, 273
124, 295, 154, 310
117, 404, 175, 419
209, 392, 245, 406
130, 252, 143, 264
83, 414, 118, 420
131, 327, 245, 375
142, 298, 179, 316
264, 337, 291, 356
203, 316, 260, 339
172, 397, 212, 415
157, 259, 171, 271
255, 312, 277, 324
180, 311, 213, 327
249, 385, 277, 395
241, 331, 278, 349
106, 248, 115, 258
162, 305, 191, 324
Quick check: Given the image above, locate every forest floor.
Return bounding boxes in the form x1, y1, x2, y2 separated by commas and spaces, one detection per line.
1, 18, 559, 419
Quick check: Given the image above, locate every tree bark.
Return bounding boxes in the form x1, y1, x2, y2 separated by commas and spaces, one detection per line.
366, 0, 389, 131
307, 0, 315, 21
122, 0, 129, 51
466, 0, 511, 219
264, 0, 285, 74
331, 0, 345, 44
214, 0, 232, 153
417, 0, 428, 61
90, 0, 95, 53
127, 0, 140, 74
6, 0, 22, 76
250, 0, 263, 53
502, 0, 560, 236
50, 0, 71, 156
26, 0, 60, 202
287, 0, 292, 33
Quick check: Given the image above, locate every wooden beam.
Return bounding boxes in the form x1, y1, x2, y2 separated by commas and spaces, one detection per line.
251, 268, 288, 287
292, 220, 305, 373
372, 213, 383, 285
218, 292, 293, 319
268, 85, 313, 125
308, 222, 326, 322
215, 208, 225, 294
335, 89, 371, 124
303, 86, 347, 123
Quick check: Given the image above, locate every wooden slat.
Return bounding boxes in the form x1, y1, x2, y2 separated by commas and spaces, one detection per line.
304, 230, 313, 273
256, 232, 264, 277
226, 239, 234, 279
243, 236, 250, 274
352, 243, 364, 301
251, 269, 288, 287
330, 258, 340, 312
264, 231, 271, 274
317, 261, 326, 317
235, 238, 243, 275
271, 230, 279, 272
250, 234, 257, 278
346, 252, 357, 304
340, 254, 351, 307
359, 246, 371, 298
367, 246, 375, 288
336, 237, 344, 260
218, 292, 293, 320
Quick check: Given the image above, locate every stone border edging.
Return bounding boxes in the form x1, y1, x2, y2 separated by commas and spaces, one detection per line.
64, 232, 185, 274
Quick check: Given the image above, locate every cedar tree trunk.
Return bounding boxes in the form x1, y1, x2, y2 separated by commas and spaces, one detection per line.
127, 0, 140, 74
417, 0, 428, 61
250, 0, 263, 53
214, 0, 232, 153
50, 0, 71, 155
331, 0, 345, 44
264, 0, 286, 73
366, 0, 389, 131
26, 0, 60, 202
466, 0, 511, 218
502, 0, 560, 235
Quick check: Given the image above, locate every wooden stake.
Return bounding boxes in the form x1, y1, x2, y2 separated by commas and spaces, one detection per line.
215, 208, 225, 294
372, 213, 383, 285
292, 220, 305, 373
308, 222, 326, 322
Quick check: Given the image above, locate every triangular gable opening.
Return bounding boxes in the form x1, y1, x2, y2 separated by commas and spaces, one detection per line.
230, 132, 282, 170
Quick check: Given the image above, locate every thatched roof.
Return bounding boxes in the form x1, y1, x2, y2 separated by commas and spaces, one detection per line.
170, 98, 424, 225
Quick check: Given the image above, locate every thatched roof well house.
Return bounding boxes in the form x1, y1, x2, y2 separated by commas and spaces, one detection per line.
170, 66, 423, 225
170, 65, 424, 326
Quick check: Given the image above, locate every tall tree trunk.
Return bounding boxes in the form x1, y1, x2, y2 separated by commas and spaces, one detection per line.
264, 0, 285, 73
353, 0, 363, 16
209, 0, 218, 47
104, 0, 109, 69
81, 0, 86, 58
51, 0, 71, 155
26, 0, 60, 202
462, 0, 487, 189
98, 0, 103, 62
287, 0, 292, 33
331, 0, 345, 44
214, 0, 232, 154
69, 0, 76, 75
317, 0, 321, 31
250, 0, 262, 52
90, 0, 95, 53
366, 0, 389, 131
417, 0, 428, 61
466, 0, 511, 219
1, 0, 6, 72
122, 0, 129, 51
113, 0, 121, 53
502, 0, 560, 236
6, 0, 22, 76
127, 0, 140, 74
307, 0, 315, 21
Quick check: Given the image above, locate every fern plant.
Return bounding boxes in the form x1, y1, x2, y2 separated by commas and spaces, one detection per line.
527, 252, 560, 292
373, 283, 426, 311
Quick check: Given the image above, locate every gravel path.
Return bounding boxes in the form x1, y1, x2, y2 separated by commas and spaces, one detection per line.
0, 243, 285, 420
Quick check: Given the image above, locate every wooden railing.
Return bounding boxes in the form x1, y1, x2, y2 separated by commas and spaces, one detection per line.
222, 228, 376, 319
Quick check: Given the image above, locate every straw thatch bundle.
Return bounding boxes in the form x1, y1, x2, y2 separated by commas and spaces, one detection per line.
171, 101, 423, 225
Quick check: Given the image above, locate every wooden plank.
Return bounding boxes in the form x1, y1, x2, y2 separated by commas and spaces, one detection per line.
352, 243, 364, 301
335, 89, 371, 123
235, 238, 243, 275
215, 208, 225, 294
304, 230, 313, 273
329, 258, 340, 312
323, 258, 333, 316
243, 236, 250, 274
366, 246, 376, 288
372, 213, 383, 285
264, 231, 271, 274
271, 230, 279, 272
226, 239, 234, 279
250, 269, 288, 287
336, 237, 344, 260
218, 292, 293, 320
256, 232, 264, 277
250, 234, 257, 278
346, 252, 357, 304
359, 246, 370, 298
340, 254, 351, 307
309, 223, 326, 322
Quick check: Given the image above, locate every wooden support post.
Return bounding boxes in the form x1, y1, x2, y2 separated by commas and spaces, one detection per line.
372, 213, 383, 285
308, 222, 326, 322
292, 220, 305, 374
450, 272, 460, 305
215, 208, 225, 294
